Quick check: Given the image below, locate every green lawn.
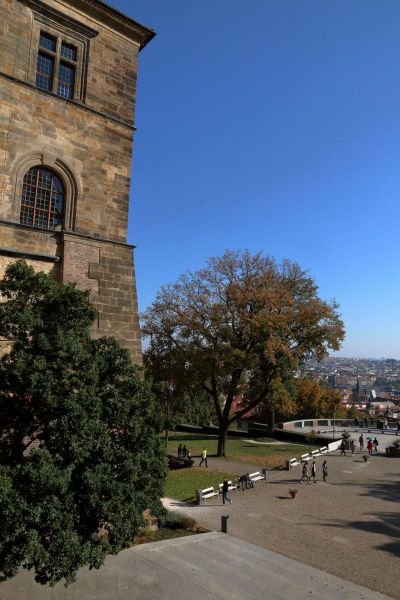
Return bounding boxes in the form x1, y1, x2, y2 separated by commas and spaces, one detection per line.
166, 433, 312, 468
165, 468, 237, 502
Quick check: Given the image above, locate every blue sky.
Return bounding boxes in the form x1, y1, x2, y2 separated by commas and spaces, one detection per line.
114, 1, 400, 359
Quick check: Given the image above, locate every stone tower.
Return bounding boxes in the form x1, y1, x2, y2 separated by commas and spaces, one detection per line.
0, 0, 154, 363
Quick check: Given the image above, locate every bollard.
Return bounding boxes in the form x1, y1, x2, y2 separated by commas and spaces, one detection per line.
195, 489, 202, 506
221, 514, 229, 534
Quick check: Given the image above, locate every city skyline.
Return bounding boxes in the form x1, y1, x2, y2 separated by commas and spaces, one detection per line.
113, 0, 400, 359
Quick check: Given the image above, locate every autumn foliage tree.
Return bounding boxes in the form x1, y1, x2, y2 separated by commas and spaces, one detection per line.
0, 261, 165, 585
142, 250, 345, 456
294, 379, 346, 419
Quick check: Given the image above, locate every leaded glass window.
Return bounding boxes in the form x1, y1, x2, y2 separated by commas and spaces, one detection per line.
35, 31, 77, 100
20, 167, 64, 230
57, 62, 75, 99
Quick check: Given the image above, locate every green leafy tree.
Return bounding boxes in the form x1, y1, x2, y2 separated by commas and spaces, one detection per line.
142, 250, 344, 456
0, 261, 166, 585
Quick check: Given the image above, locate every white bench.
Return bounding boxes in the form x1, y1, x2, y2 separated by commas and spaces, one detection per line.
311, 449, 321, 458
301, 453, 310, 462
288, 458, 300, 468
218, 480, 237, 494
249, 471, 264, 483
319, 446, 328, 455
199, 486, 218, 502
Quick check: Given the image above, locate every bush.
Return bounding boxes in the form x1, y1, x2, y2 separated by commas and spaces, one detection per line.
158, 510, 196, 530
0, 261, 166, 585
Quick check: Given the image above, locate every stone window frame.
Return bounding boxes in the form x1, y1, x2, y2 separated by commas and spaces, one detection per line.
11, 153, 80, 232
25, 0, 98, 103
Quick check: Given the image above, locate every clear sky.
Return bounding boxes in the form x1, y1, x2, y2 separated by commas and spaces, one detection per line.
114, 1, 400, 359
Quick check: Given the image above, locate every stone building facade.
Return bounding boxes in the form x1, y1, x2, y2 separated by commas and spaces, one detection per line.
0, 0, 154, 363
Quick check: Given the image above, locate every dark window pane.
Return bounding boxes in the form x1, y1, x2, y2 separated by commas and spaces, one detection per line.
57, 62, 75, 99
61, 42, 77, 61
34, 211, 48, 229
39, 32, 56, 52
37, 168, 52, 189
22, 185, 35, 206
36, 52, 54, 91
20, 207, 34, 226
25, 168, 38, 185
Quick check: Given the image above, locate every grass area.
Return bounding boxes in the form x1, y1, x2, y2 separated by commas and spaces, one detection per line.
165, 468, 237, 501
166, 433, 312, 468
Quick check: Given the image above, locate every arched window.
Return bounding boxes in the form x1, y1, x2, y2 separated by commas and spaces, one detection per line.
20, 167, 64, 229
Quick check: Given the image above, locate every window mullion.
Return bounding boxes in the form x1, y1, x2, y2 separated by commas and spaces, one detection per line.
53, 37, 61, 94
33, 168, 39, 227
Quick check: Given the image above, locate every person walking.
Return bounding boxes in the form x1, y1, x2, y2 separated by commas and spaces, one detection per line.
351, 440, 356, 455
222, 478, 232, 505
359, 434, 364, 451
311, 460, 317, 483
177, 443, 182, 458
300, 461, 310, 484
182, 445, 187, 458
322, 459, 328, 482
367, 439, 373, 455
340, 440, 346, 456
373, 437, 379, 453
199, 447, 208, 467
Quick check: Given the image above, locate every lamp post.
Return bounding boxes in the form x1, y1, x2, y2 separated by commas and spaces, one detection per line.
332, 404, 336, 441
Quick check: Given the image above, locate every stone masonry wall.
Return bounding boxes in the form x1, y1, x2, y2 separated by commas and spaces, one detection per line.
0, 0, 147, 362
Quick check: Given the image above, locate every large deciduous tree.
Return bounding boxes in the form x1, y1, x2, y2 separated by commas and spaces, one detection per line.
294, 379, 346, 419
142, 250, 345, 456
0, 261, 165, 585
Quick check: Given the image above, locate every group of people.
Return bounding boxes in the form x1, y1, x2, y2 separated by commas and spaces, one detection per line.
300, 459, 328, 484
339, 434, 379, 456
177, 443, 192, 460
221, 473, 255, 504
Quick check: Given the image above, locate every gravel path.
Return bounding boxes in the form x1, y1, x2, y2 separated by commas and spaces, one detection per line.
166, 451, 400, 599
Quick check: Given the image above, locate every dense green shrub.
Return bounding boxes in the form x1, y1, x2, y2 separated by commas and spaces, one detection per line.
0, 261, 166, 585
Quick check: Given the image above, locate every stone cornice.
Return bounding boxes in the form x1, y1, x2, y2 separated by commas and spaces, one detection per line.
62, 0, 155, 48
22, 0, 99, 39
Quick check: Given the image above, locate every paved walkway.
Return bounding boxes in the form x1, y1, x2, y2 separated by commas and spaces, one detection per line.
0, 533, 392, 600
167, 452, 400, 599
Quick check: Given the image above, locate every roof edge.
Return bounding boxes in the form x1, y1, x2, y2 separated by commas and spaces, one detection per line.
63, 0, 155, 49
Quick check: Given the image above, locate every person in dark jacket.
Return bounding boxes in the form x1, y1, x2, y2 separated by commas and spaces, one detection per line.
222, 478, 232, 504
322, 460, 328, 482
311, 460, 317, 483
300, 461, 310, 484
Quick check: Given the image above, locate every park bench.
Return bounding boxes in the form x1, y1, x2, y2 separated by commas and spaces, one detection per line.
218, 480, 237, 494
249, 471, 264, 483
198, 486, 218, 503
301, 453, 310, 462
288, 458, 300, 469
319, 446, 328, 454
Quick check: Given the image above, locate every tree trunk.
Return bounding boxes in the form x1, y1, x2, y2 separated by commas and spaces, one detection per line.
217, 421, 228, 457
267, 408, 276, 434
